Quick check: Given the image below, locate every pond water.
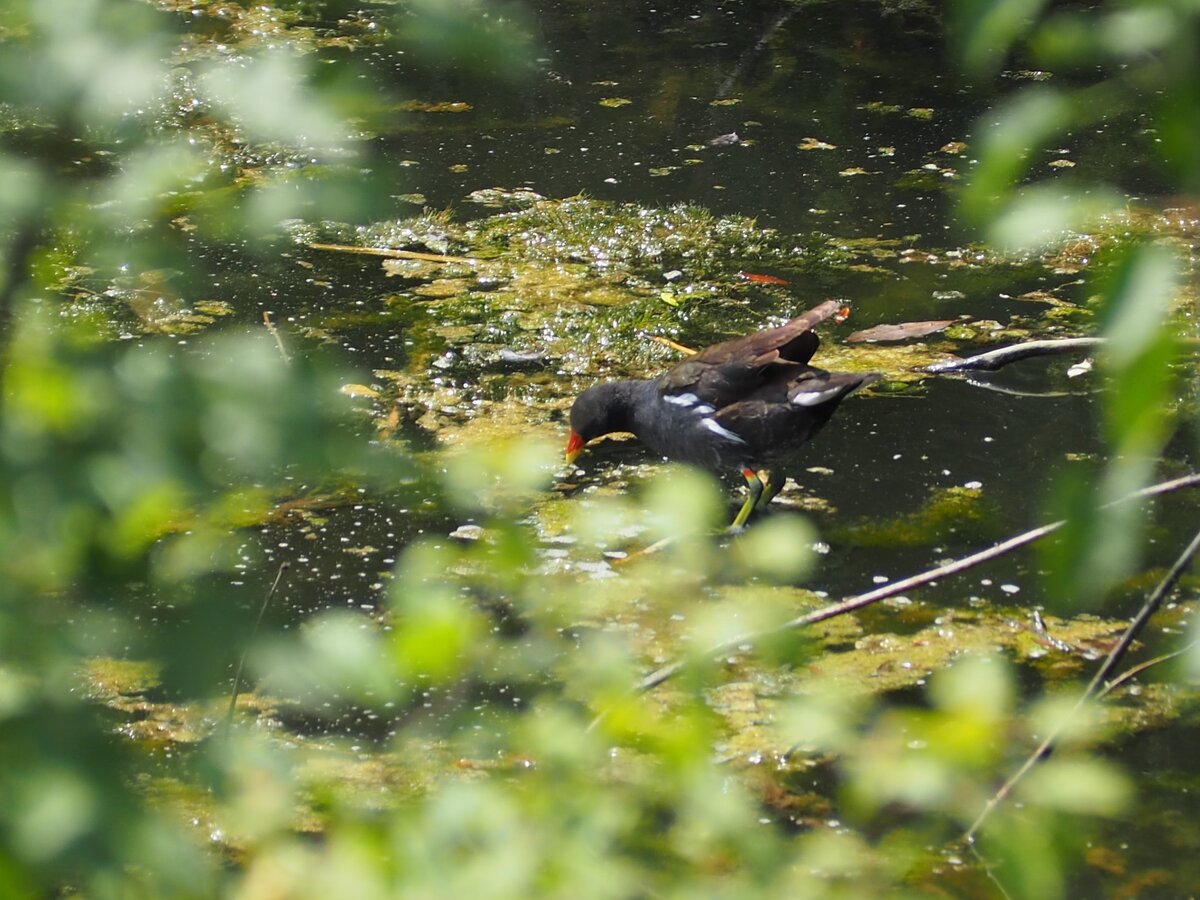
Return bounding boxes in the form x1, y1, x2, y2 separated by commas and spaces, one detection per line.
213, 0, 1185, 616
98, 0, 1200, 894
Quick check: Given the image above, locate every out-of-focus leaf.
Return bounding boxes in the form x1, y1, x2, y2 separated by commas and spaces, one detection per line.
982, 812, 1065, 900
201, 53, 348, 148
929, 653, 1014, 721
1041, 456, 1156, 609
12, 768, 97, 862
97, 141, 208, 226
1099, 6, 1176, 58
0, 0, 171, 129
444, 436, 558, 515
774, 686, 866, 754
960, 87, 1073, 224
257, 610, 401, 708
987, 183, 1123, 252
1019, 757, 1132, 816
399, 0, 535, 79
643, 464, 723, 540
729, 514, 816, 582
1040, 242, 1185, 607
1097, 243, 1179, 372
952, 0, 1051, 74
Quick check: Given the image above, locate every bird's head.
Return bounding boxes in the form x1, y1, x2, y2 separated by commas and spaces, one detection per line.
565, 382, 635, 465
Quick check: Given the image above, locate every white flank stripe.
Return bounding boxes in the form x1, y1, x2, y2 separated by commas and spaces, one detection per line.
694, 404, 716, 415
792, 387, 842, 407
665, 392, 700, 407
701, 417, 746, 443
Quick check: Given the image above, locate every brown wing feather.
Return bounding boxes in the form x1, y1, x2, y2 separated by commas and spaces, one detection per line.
683, 300, 841, 368
658, 301, 842, 401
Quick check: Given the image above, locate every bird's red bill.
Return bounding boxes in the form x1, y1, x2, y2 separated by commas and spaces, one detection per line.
565, 430, 586, 463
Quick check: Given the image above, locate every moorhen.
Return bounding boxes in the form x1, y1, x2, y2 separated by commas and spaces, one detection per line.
565, 300, 878, 528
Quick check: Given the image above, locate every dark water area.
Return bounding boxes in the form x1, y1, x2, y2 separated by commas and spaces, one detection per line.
366, 0, 968, 237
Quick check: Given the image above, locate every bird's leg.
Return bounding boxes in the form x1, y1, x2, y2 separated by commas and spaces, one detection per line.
756, 469, 786, 509
730, 467, 764, 530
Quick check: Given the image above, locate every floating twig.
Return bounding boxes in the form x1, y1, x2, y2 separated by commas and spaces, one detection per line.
925, 337, 1106, 374
307, 242, 479, 265
649, 335, 697, 356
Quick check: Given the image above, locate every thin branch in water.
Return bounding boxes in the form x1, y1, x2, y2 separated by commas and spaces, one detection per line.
925, 338, 1106, 374
963, 524, 1200, 844
636, 518, 1064, 692
633, 471, 1200, 693
224, 561, 290, 733
1098, 639, 1198, 699
968, 842, 1016, 900
927, 334, 1199, 375
717, 7, 798, 97
262, 311, 291, 365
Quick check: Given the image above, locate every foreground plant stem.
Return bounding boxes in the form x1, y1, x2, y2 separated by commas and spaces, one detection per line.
224, 561, 289, 733
963, 524, 1200, 843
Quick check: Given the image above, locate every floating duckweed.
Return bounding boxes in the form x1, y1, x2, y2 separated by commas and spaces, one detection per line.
831, 486, 995, 548
399, 100, 472, 113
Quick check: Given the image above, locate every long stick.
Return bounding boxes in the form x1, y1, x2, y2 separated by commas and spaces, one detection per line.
963, 525, 1200, 843
635, 472, 1200, 693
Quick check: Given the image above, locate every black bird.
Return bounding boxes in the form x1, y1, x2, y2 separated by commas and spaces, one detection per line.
565, 301, 878, 528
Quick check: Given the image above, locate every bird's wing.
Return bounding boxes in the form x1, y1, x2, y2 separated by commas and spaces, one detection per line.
657, 301, 843, 405
684, 300, 841, 368
657, 358, 763, 406
784, 369, 876, 405
708, 370, 876, 451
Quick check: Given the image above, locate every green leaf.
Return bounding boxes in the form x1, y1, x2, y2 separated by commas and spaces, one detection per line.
987, 183, 1123, 252
1019, 757, 1132, 816
960, 87, 1073, 224
1098, 243, 1180, 372
730, 514, 816, 583
952, 0, 1051, 74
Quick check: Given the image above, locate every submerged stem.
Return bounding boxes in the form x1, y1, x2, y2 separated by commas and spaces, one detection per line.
224, 562, 290, 733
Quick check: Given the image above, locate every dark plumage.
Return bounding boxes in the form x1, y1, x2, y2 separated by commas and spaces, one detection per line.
565, 301, 878, 527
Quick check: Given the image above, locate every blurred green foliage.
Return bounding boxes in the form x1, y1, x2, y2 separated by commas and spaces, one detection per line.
0, 1, 1194, 898
953, 0, 1196, 608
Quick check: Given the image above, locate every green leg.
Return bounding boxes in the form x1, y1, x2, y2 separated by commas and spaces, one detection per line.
757, 469, 786, 508
730, 467, 763, 530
